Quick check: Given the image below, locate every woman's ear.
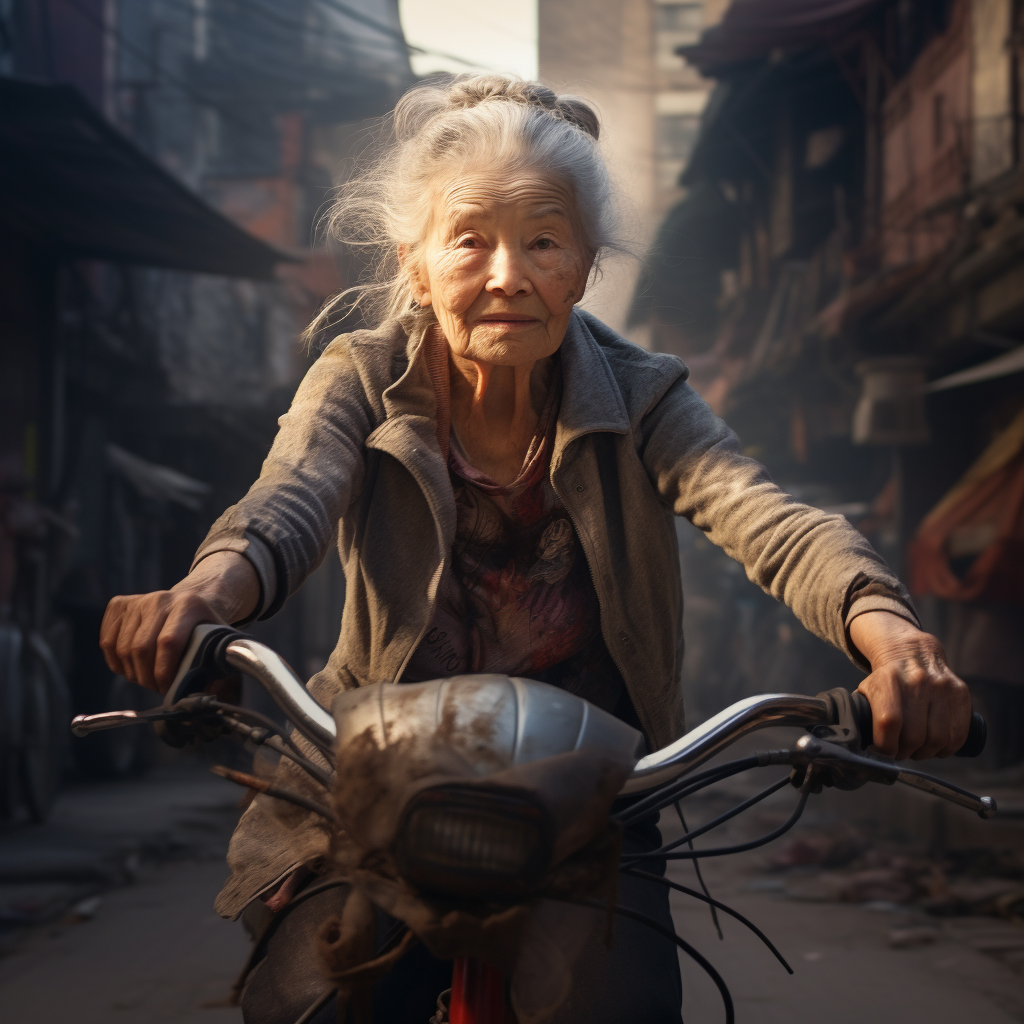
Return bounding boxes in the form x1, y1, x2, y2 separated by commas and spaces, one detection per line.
399, 244, 431, 307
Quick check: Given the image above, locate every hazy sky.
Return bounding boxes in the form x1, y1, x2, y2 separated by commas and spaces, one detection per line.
398, 0, 538, 79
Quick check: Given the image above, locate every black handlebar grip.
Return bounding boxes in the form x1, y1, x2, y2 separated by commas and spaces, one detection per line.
955, 713, 987, 758
849, 692, 987, 758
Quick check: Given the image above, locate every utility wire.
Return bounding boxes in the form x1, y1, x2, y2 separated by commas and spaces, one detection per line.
60, 0, 268, 138
315, 0, 490, 68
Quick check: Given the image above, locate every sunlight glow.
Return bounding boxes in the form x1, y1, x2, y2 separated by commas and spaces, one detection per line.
398, 0, 538, 80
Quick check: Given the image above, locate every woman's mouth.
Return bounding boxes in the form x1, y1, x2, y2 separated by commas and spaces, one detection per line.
477, 315, 540, 327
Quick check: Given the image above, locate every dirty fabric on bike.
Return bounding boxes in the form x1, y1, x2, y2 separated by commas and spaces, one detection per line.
241, 819, 681, 1024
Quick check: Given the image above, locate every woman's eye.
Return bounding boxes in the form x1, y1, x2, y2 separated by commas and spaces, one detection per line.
457, 237, 479, 249
535, 238, 554, 250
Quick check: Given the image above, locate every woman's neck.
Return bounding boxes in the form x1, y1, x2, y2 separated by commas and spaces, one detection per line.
448, 348, 553, 486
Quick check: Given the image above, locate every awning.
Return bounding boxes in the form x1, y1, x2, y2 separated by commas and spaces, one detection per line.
927, 346, 1024, 392
680, 0, 884, 75
0, 77, 287, 278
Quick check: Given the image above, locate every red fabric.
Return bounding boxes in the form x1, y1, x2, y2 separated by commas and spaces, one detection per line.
908, 442, 1024, 604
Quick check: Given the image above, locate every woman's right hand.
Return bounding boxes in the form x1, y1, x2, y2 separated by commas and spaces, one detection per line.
99, 551, 260, 694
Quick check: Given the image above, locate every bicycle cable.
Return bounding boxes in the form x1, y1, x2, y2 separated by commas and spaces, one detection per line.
211, 766, 335, 823
208, 701, 328, 764
651, 789, 811, 862
214, 715, 333, 789
556, 896, 734, 1024
674, 801, 723, 939
621, 867, 793, 974
622, 777, 792, 865
616, 756, 767, 828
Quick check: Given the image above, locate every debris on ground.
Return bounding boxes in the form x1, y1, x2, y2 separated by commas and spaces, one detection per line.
887, 925, 939, 948
751, 830, 1024, 972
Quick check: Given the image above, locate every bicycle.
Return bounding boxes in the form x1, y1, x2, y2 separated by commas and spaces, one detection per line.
72, 624, 992, 1023
0, 497, 75, 821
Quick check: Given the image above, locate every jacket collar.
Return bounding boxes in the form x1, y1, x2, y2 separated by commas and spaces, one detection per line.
380, 313, 443, 429
380, 308, 630, 445
554, 309, 631, 453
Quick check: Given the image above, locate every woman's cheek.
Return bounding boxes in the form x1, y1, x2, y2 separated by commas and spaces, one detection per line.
545, 261, 585, 309
432, 258, 484, 315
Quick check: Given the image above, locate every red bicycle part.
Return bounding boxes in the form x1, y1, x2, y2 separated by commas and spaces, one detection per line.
449, 957, 506, 1024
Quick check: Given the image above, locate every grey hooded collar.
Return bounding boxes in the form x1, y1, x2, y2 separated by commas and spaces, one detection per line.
378, 308, 631, 453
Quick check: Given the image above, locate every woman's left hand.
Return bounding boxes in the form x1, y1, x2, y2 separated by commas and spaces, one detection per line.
849, 611, 972, 760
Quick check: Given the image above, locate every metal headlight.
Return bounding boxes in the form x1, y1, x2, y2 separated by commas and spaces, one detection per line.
393, 785, 552, 900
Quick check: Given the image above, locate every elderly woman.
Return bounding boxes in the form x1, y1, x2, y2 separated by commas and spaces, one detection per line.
101, 76, 969, 1022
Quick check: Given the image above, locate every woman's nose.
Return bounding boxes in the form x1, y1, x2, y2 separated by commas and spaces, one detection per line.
485, 244, 532, 296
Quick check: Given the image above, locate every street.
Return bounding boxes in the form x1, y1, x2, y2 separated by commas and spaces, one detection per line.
662, 788, 1024, 1023
0, 756, 249, 1023
1, 750, 1021, 1023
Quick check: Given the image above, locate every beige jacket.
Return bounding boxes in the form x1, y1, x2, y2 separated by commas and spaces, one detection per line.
196, 308, 916, 918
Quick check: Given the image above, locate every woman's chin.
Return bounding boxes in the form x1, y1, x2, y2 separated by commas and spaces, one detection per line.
463, 327, 562, 366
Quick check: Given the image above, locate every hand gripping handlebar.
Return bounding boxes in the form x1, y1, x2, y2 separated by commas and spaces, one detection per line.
71, 629, 988, 809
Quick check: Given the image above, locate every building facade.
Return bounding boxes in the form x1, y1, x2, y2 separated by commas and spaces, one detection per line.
537, 0, 726, 340
0, 0, 412, 792
633, 0, 1024, 764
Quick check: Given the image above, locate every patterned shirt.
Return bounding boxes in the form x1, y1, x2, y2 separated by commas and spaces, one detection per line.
403, 363, 627, 716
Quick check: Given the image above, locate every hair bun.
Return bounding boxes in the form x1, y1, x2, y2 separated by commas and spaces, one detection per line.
445, 74, 600, 141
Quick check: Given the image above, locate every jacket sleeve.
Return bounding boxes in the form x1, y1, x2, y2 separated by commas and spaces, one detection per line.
190, 335, 382, 619
639, 376, 918, 667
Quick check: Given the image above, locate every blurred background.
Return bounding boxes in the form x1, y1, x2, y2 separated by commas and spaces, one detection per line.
0, 1, 1023, 1019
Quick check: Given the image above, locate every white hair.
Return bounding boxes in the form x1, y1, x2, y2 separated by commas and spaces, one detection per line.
305, 74, 628, 341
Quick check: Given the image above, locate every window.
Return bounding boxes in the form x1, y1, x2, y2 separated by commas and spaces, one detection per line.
656, 113, 701, 190
656, 2, 704, 35
657, 113, 700, 162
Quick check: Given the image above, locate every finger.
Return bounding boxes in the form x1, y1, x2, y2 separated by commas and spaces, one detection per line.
114, 602, 144, 685
891, 659, 932, 760
128, 594, 172, 692
858, 668, 901, 756
934, 674, 972, 758
912, 694, 950, 761
99, 597, 128, 676
154, 596, 216, 693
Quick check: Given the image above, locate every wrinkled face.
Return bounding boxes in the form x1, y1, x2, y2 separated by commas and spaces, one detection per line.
408, 168, 592, 366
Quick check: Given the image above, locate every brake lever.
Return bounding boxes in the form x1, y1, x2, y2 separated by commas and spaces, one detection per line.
793, 735, 997, 818
72, 694, 230, 746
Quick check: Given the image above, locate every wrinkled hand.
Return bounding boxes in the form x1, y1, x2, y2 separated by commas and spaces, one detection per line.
100, 589, 226, 694
99, 550, 259, 694
850, 611, 971, 760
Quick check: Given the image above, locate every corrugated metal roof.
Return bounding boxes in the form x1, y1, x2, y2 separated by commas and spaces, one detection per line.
0, 77, 288, 278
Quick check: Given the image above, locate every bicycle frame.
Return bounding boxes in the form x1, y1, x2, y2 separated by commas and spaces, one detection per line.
450, 958, 506, 1024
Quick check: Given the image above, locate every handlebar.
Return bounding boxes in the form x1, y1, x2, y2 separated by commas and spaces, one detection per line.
72, 624, 337, 755
70, 628, 992, 816
620, 694, 831, 795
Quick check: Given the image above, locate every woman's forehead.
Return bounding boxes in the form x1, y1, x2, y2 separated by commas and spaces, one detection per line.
436, 170, 575, 222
